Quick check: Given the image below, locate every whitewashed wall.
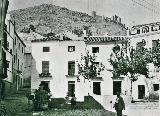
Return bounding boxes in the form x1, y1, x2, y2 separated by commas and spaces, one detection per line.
31, 40, 89, 101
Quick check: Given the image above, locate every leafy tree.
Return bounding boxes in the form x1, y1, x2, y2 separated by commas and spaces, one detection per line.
109, 40, 153, 96
78, 51, 105, 80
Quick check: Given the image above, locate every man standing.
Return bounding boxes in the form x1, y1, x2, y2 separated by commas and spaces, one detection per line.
114, 92, 125, 116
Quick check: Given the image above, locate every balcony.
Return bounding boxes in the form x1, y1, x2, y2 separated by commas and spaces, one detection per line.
39, 73, 52, 78
65, 74, 78, 78
92, 76, 103, 81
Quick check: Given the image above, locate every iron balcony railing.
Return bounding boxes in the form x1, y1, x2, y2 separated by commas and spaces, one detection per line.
39, 73, 52, 78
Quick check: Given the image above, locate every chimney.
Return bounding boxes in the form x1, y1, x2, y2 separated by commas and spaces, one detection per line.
83, 29, 87, 37
92, 11, 96, 18
60, 34, 64, 40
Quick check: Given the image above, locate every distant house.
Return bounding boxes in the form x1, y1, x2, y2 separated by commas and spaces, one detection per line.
129, 22, 160, 100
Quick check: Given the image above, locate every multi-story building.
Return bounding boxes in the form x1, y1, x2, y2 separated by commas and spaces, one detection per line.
129, 22, 160, 100
31, 32, 130, 109
31, 22, 160, 113
1, 14, 26, 96
3, 14, 14, 95
13, 31, 26, 91
31, 35, 87, 101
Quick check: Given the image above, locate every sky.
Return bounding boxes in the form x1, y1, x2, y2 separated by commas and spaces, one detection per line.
8, 0, 160, 27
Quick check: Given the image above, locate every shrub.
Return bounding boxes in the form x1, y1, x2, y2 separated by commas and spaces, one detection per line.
145, 93, 159, 101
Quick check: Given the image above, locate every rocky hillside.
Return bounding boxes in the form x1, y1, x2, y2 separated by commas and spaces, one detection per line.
9, 4, 127, 36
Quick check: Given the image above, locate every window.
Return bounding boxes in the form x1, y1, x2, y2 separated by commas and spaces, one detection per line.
22, 47, 23, 53
7, 41, 9, 50
6, 60, 9, 68
68, 81, 75, 97
40, 81, 50, 92
19, 43, 20, 50
113, 81, 121, 95
68, 61, 75, 76
42, 61, 49, 73
18, 59, 19, 70
137, 29, 140, 34
153, 84, 159, 91
68, 46, 75, 52
43, 47, 50, 52
14, 55, 15, 63
10, 49, 12, 54
93, 82, 101, 95
152, 40, 160, 53
92, 47, 99, 53
16, 52, 17, 63
14, 37, 16, 45
138, 85, 145, 99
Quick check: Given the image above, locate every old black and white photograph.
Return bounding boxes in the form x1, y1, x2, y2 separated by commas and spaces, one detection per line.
0, 0, 160, 116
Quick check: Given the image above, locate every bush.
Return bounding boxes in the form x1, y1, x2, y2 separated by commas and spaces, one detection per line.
34, 89, 50, 111
145, 93, 159, 101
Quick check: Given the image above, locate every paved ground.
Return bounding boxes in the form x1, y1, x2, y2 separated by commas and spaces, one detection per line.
127, 102, 160, 116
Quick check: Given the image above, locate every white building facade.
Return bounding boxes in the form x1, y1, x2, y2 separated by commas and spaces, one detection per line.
13, 32, 26, 91
31, 37, 88, 101
31, 22, 160, 112
31, 35, 131, 104
129, 23, 160, 100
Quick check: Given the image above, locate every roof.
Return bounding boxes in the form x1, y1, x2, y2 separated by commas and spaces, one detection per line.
15, 32, 26, 47
132, 22, 160, 29
31, 36, 84, 42
84, 36, 128, 43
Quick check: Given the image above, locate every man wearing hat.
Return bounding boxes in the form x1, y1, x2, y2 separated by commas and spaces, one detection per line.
114, 92, 125, 116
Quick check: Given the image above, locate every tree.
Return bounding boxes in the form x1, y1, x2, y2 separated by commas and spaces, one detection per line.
77, 51, 105, 95
109, 40, 153, 96
78, 51, 105, 80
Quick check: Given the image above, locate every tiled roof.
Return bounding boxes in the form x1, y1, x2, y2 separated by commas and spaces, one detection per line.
31, 35, 128, 43
84, 36, 128, 43
31, 36, 72, 42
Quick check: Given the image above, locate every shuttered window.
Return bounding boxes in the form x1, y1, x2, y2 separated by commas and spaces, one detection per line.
68, 61, 75, 76
42, 61, 49, 73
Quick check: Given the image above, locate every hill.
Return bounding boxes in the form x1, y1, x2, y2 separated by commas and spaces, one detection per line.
9, 4, 127, 36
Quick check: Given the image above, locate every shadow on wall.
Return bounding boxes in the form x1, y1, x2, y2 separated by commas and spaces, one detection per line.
31, 57, 41, 94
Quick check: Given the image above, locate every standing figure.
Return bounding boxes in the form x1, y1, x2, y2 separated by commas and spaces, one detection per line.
114, 92, 125, 116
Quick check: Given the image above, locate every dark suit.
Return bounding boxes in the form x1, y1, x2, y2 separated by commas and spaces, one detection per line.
114, 96, 125, 116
